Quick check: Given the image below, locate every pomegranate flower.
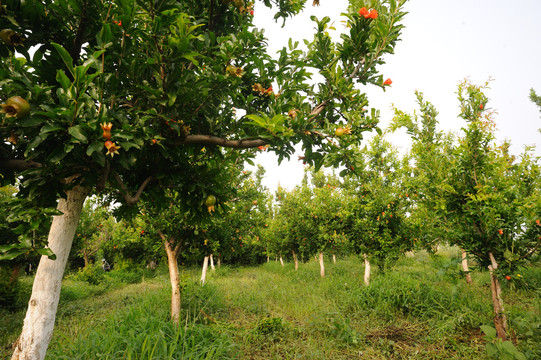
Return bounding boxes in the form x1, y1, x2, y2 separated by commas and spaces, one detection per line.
383, 78, 392, 86
104, 141, 121, 157
101, 122, 113, 139
359, 7, 377, 19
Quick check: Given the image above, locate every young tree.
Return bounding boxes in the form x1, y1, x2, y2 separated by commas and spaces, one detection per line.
345, 136, 413, 284
443, 81, 541, 339
0, 0, 407, 357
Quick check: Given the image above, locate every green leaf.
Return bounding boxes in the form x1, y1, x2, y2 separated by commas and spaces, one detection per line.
480, 325, 497, 339
87, 141, 103, 156
36, 247, 56, 260
40, 124, 65, 134
68, 125, 88, 143
56, 70, 72, 91
51, 43, 75, 77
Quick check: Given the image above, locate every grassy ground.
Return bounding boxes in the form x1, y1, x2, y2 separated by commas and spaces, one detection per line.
1, 248, 540, 359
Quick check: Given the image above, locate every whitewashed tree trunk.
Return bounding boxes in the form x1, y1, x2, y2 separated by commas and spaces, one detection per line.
333, 254, 336, 263
160, 231, 181, 326
319, 252, 325, 277
209, 254, 215, 271
488, 252, 508, 340
279, 256, 284, 267
200, 256, 209, 284
292, 251, 298, 271
363, 254, 371, 285
461, 249, 472, 284
267, 256, 270, 263
12, 185, 89, 360
217, 257, 221, 268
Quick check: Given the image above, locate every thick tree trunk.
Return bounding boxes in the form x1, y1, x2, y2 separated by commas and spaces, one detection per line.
292, 251, 298, 271
363, 254, 371, 285
279, 256, 284, 267
333, 254, 336, 264
461, 249, 472, 284
319, 252, 325, 277
200, 256, 209, 284
209, 254, 215, 271
12, 185, 89, 360
488, 252, 507, 340
160, 231, 181, 326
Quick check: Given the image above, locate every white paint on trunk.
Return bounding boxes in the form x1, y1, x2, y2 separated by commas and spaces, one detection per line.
12, 186, 89, 360
292, 251, 298, 271
209, 254, 215, 271
217, 257, 221, 268
279, 256, 284, 267
319, 252, 325, 277
461, 249, 472, 284
333, 254, 336, 263
267, 256, 269, 263
164, 240, 181, 325
363, 254, 371, 285
200, 256, 209, 285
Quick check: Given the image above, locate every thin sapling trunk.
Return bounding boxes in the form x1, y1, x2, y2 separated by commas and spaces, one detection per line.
363, 254, 371, 285
461, 248, 472, 284
159, 231, 182, 326
201, 256, 209, 284
319, 252, 325, 277
488, 252, 508, 340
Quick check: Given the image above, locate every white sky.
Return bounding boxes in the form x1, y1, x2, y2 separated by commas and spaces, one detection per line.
248, 0, 541, 193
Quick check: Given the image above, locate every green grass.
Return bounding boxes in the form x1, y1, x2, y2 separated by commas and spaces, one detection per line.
1, 249, 540, 359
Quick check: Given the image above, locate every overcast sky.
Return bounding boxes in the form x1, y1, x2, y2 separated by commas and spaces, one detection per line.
249, 0, 541, 193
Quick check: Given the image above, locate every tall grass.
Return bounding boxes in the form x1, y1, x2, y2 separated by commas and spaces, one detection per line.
2, 250, 540, 359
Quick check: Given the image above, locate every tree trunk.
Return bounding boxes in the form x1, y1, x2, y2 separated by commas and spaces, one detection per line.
201, 256, 209, 284
333, 254, 336, 264
279, 256, 284, 267
160, 231, 181, 326
319, 252, 325, 277
363, 254, 371, 285
488, 252, 507, 340
292, 251, 298, 271
12, 185, 89, 360
83, 252, 89, 268
266, 255, 269, 263
209, 254, 215, 271
461, 249, 472, 284
217, 257, 221, 268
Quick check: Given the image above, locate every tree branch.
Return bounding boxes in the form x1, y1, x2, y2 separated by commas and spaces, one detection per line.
112, 171, 153, 206
0, 159, 42, 171
181, 135, 266, 148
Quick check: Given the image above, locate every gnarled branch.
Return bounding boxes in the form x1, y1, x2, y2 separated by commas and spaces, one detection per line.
112, 171, 153, 206
0, 159, 42, 171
